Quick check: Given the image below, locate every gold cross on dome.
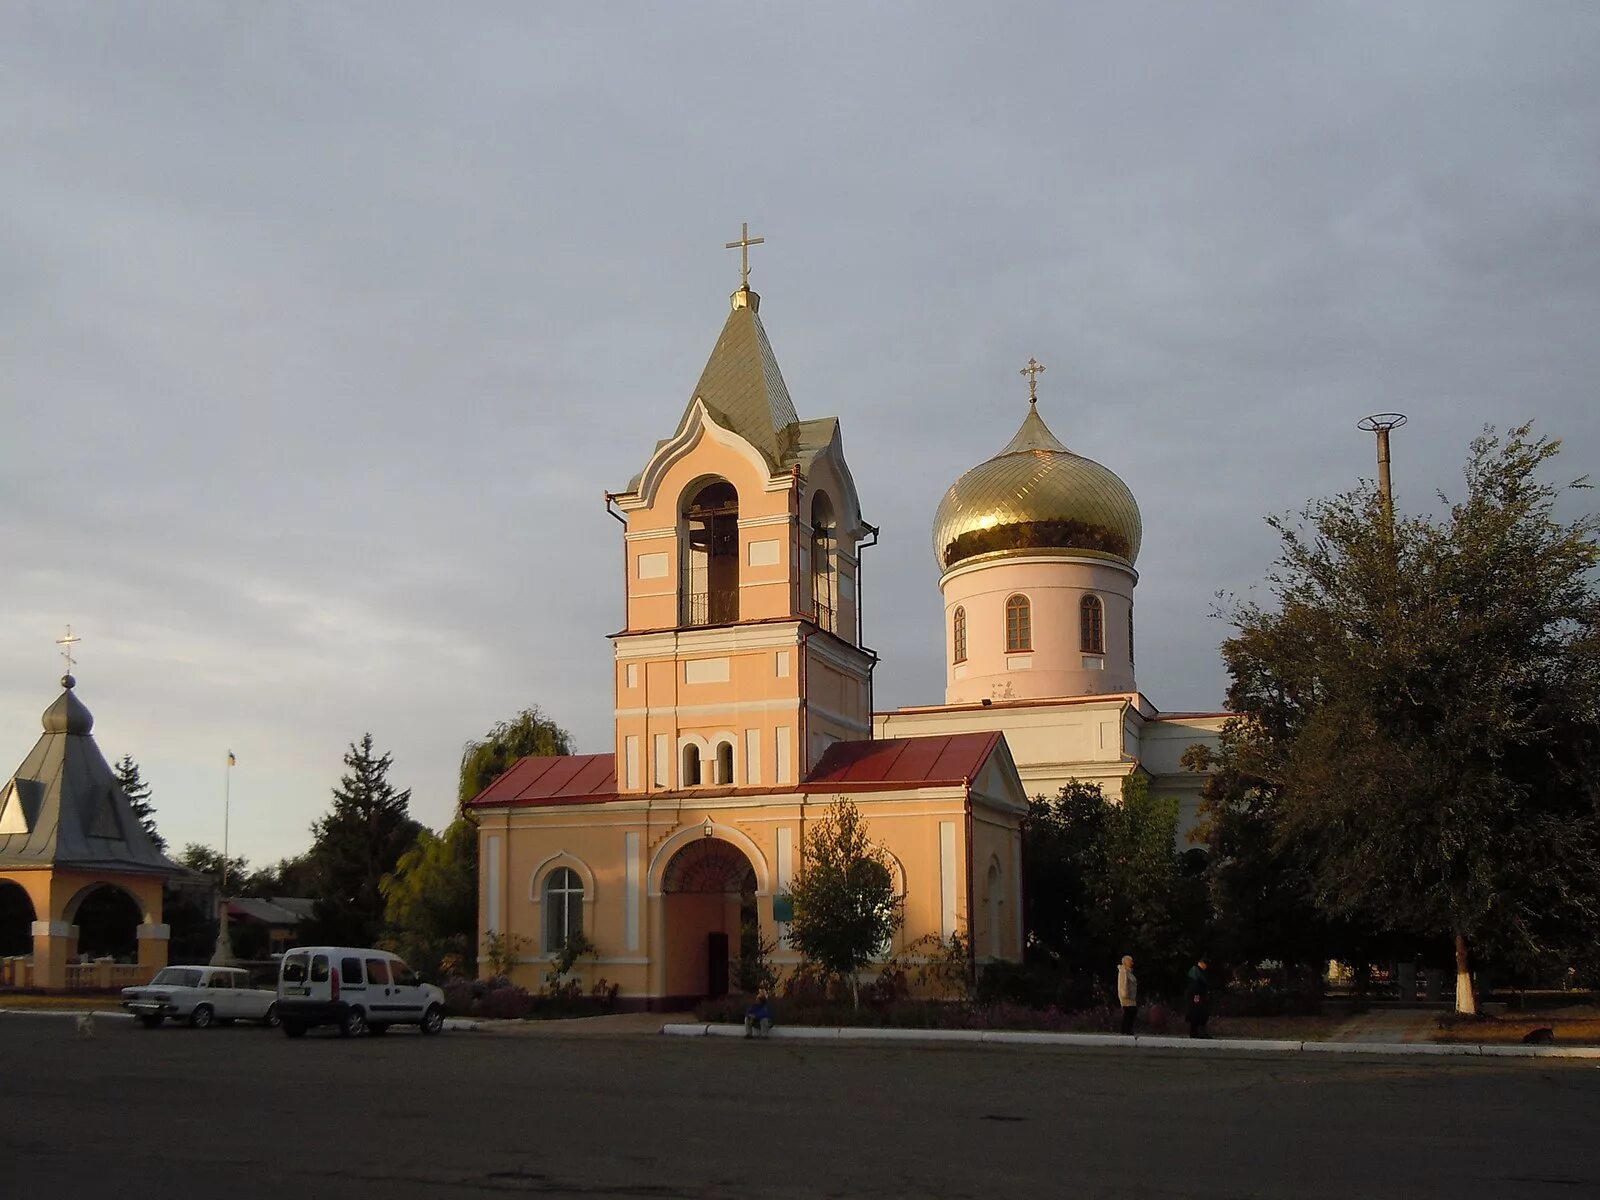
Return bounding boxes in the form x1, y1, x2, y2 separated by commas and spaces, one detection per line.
724, 221, 765, 288
56, 624, 81, 674
1020, 357, 1046, 404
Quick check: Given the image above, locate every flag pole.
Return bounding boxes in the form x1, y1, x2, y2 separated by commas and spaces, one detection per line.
210, 751, 236, 966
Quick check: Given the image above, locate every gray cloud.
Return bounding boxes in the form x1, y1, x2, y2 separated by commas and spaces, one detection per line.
3, 2, 1597, 861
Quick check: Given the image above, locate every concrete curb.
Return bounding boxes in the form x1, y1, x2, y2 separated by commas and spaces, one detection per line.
3, 1009, 485, 1035
659, 1022, 1600, 1060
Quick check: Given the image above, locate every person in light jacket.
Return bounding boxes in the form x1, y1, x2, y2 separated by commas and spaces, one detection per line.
1117, 955, 1138, 1035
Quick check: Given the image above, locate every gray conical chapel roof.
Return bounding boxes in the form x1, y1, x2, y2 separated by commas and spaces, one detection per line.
0, 677, 185, 876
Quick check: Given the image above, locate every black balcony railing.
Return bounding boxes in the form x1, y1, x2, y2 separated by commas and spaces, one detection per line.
812, 598, 836, 633
686, 588, 740, 626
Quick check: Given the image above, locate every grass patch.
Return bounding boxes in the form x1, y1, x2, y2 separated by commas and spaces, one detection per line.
1434, 1004, 1600, 1045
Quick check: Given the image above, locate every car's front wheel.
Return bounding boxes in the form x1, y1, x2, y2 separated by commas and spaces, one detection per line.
261, 1002, 280, 1029
420, 1004, 445, 1036
189, 1004, 214, 1030
138, 1014, 163, 1029
338, 1007, 367, 1038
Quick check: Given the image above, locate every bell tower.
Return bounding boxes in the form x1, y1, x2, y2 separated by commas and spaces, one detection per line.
605, 239, 875, 796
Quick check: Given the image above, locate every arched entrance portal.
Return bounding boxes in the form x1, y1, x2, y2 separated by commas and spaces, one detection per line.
71, 884, 143, 962
661, 838, 757, 1000
0, 881, 35, 957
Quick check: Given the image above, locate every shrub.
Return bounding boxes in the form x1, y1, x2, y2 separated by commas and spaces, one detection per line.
477, 982, 536, 1020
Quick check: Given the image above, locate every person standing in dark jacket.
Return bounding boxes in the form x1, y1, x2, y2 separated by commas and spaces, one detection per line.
1186, 958, 1212, 1038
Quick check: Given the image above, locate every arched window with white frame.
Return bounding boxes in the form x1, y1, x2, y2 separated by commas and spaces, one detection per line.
681, 744, 702, 787
543, 867, 584, 952
1005, 594, 1032, 653
715, 740, 735, 785
1080, 594, 1105, 654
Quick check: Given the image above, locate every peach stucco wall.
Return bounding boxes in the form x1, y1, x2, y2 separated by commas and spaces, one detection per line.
1, 866, 170, 987
476, 789, 1021, 1001
942, 554, 1137, 703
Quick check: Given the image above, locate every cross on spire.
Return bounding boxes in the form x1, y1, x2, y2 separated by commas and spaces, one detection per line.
56, 624, 81, 675
1020, 357, 1046, 405
724, 221, 765, 289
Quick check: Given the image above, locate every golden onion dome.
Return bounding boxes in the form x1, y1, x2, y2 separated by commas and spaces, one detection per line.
932, 401, 1142, 572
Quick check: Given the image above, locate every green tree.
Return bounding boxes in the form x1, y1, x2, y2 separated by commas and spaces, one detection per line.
457, 706, 573, 809
241, 853, 320, 899
305, 734, 422, 947
113, 754, 164, 851
783, 798, 904, 1007
178, 842, 250, 886
1218, 424, 1600, 1012
381, 818, 478, 979
1022, 777, 1206, 999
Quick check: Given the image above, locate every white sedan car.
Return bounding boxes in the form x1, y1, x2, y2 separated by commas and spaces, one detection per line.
121, 965, 279, 1029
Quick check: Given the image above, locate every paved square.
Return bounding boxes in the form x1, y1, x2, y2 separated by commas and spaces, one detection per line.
4, 1015, 1595, 1197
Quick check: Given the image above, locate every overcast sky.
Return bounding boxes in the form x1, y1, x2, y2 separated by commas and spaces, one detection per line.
3, 3, 1596, 866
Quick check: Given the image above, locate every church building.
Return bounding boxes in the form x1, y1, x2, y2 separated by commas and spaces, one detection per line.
470, 264, 1031, 1007
472, 240, 1225, 1007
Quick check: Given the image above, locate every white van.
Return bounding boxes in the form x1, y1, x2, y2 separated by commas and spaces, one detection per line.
276, 946, 446, 1038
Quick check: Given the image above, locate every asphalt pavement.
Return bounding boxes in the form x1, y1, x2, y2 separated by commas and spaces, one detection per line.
6, 1012, 1597, 1198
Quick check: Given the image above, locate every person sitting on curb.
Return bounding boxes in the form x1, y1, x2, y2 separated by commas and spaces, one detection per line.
743, 990, 772, 1039
1117, 955, 1138, 1035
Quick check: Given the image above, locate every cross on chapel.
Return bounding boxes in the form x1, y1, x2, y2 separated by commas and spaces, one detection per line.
56, 625, 81, 676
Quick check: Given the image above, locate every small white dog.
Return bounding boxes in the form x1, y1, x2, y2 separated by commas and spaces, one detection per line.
74, 1012, 96, 1039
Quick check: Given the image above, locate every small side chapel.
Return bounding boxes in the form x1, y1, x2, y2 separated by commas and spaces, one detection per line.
471, 256, 1029, 1007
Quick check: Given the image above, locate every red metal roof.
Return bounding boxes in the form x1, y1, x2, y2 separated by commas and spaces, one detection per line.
801, 732, 1002, 789
468, 753, 617, 809
469, 733, 1004, 810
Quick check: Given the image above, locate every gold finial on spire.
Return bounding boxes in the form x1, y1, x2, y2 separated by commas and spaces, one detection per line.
1020, 357, 1046, 405
724, 221, 765, 289
56, 624, 81, 676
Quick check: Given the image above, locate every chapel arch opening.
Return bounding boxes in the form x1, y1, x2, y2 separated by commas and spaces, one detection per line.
69, 883, 144, 962
660, 837, 758, 1000
0, 880, 35, 957
681, 479, 740, 626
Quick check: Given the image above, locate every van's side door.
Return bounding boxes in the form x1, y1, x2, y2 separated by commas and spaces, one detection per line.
338, 954, 367, 1010
387, 959, 425, 1022
364, 957, 402, 1021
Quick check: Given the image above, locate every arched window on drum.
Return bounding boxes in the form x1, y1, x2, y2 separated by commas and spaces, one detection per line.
1005, 594, 1032, 653
1080, 594, 1105, 654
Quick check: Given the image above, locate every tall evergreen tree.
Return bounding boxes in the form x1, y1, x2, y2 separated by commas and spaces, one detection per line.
113, 754, 165, 851
307, 734, 422, 947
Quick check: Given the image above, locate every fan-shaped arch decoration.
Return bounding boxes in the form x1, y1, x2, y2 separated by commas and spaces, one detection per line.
662, 838, 757, 895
